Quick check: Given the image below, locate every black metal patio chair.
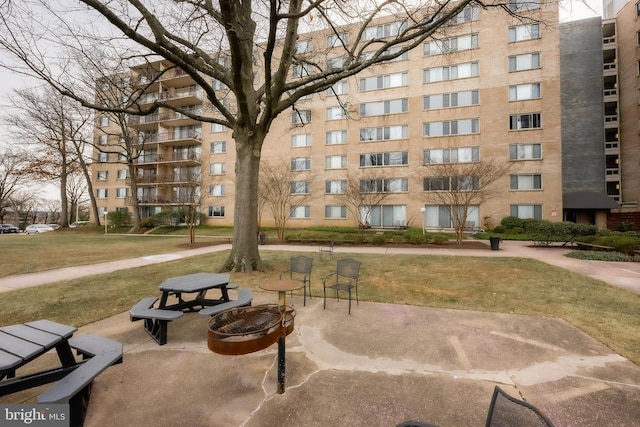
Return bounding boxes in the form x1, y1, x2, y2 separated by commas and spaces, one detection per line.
396, 385, 554, 427
319, 239, 334, 260
323, 258, 361, 314
485, 386, 554, 427
280, 255, 313, 306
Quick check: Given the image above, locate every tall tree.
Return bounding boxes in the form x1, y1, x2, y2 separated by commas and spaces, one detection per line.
4, 87, 95, 228
0, 0, 540, 270
0, 149, 27, 223
333, 170, 393, 231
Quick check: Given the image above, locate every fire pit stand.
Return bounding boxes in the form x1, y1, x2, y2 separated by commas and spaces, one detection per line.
207, 278, 302, 394
259, 278, 304, 394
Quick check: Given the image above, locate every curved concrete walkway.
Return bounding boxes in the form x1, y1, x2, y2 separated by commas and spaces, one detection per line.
1, 240, 638, 294
1, 240, 639, 427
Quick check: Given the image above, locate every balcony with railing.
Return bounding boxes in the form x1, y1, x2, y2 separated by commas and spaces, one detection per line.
158, 68, 197, 88
128, 173, 201, 185
125, 195, 200, 206
158, 86, 202, 107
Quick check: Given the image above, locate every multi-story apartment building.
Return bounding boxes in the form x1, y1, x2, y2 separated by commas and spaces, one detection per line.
601, 0, 640, 213
94, 1, 617, 231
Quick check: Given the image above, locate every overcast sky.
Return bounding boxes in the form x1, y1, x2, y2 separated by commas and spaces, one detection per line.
0, 0, 604, 201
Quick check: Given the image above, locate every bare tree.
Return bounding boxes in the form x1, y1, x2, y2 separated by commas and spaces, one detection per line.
0, 149, 28, 223
176, 165, 202, 244
259, 160, 313, 239
4, 87, 91, 228
332, 170, 393, 231
418, 159, 515, 243
66, 171, 88, 224
0, 0, 541, 270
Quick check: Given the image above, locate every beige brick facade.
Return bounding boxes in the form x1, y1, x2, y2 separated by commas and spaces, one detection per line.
91, 2, 566, 229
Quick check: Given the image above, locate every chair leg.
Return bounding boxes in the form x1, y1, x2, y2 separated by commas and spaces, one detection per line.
323, 286, 326, 309
348, 288, 352, 314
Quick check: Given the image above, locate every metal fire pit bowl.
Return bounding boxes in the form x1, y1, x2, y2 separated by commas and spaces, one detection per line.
207, 304, 296, 356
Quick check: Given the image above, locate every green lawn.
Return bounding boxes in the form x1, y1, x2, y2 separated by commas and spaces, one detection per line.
2, 233, 639, 366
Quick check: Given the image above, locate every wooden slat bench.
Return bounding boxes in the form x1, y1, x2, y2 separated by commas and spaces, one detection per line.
199, 289, 253, 316
38, 334, 123, 427
129, 297, 183, 345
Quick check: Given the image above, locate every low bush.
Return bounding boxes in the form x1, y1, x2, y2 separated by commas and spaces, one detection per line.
566, 250, 633, 262
500, 216, 525, 229
372, 235, 386, 245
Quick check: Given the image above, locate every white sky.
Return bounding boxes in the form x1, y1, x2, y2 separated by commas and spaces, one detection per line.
0, 0, 605, 201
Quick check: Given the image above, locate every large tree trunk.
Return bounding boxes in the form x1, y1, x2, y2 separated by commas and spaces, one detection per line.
222, 130, 265, 272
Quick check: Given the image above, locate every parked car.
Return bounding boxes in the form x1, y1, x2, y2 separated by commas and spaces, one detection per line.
24, 224, 55, 234
46, 224, 61, 230
0, 224, 19, 234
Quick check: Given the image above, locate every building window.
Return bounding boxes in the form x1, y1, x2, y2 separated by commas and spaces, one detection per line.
327, 33, 349, 48
447, 6, 479, 25
359, 151, 408, 167
362, 20, 407, 41
360, 178, 408, 193
423, 62, 479, 82
362, 205, 406, 228
97, 189, 108, 198
209, 184, 225, 196
424, 205, 479, 228
325, 155, 347, 169
210, 162, 226, 175
291, 134, 312, 147
423, 34, 478, 56
116, 188, 128, 198
290, 205, 311, 218
326, 130, 348, 145
97, 171, 108, 181
290, 181, 311, 194
510, 174, 542, 190
99, 116, 109, 127
510, 143, 542, 160
423, 119, 479, 136
424, 90, 479, 109
211, 123, 227, 132
360, 98, 408, 116
292, 110, 311, 125
509, 83, 541, 101
210, 141, 226, 153
209, 206, 225, 217
510, 113, 541, 130
325, 205, 347, 219
326, 81, 348, 96
326, 106, 348, 120
118, 152, 128, 162
117, 169, 128, 180
98, 153, 109, 163
360, 46, 409, 62
98, 134, 108, 145
327, 57, 347, 69
423, 176, 480, 191
509, 53, 540, 72
360, 72, 408, 91
424, 147, 479, 164
295, 39, 313, 54
510, 204, 542, 219
362, 125, 408, 142
291, 157, 311, 171
292, 63, 314, 78
509, 23, 540, 42
325, 180, 347, 194
360, 125, 408, 142
637, 1, 640, 17
508, 0, 540, 12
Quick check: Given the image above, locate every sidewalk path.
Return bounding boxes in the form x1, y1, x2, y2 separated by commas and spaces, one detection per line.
1, 240, 638, 293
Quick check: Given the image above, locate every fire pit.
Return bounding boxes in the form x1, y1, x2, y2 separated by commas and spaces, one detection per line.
207, 304, 295, 356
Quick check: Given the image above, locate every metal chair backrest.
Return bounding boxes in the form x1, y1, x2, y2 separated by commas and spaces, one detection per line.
290, 256, 313, 275
336, 258, 361, 280
485, 386, 554, 427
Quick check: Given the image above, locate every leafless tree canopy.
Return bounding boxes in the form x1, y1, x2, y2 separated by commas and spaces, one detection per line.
0, 0, 545, 271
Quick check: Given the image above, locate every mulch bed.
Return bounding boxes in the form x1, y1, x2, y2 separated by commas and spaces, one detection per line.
177, 239, 491, 250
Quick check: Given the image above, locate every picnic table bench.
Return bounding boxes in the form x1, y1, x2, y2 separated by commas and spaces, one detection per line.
0, 320, 122, 427
130, 273, 252, 345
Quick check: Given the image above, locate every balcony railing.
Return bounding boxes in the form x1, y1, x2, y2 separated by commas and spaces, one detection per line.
158, 87, 202, 101
128, 174, 201, 184
125, 196, 200, 205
